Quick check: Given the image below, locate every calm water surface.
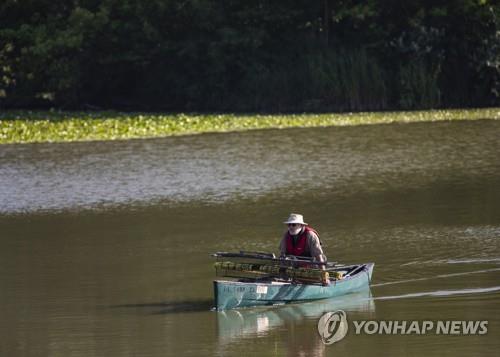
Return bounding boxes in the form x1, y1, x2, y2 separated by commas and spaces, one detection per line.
1, 120, 499, 356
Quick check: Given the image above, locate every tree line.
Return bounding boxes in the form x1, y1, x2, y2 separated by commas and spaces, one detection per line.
0, 0, 498, 112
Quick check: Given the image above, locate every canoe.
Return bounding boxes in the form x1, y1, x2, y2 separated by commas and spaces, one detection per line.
213, 256, 374, 310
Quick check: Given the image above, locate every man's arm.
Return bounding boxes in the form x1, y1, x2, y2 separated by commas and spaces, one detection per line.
307, 231, 327, 267
307, 231, 330, 284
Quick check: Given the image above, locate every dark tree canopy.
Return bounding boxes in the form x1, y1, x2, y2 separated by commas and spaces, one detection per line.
0, 0, 498, 112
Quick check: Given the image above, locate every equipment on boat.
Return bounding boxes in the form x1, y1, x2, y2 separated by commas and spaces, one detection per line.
214, 260, 334, 284
212, 251, 374, 310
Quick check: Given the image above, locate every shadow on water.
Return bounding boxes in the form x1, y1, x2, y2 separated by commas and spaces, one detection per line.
110, 299, 214, 315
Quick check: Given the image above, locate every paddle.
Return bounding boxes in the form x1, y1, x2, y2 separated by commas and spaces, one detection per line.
212, 251, 338, 268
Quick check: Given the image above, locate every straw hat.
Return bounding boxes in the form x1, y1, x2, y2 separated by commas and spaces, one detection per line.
283, 213, 308, 225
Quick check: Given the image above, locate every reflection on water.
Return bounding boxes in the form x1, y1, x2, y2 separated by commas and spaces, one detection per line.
216, 288, 374, 357
217, 287, 374, 344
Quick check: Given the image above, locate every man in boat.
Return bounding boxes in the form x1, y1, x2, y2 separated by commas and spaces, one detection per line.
279, 213, 327, 267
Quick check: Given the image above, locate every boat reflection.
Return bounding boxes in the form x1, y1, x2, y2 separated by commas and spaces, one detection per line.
216, 286, 375, 345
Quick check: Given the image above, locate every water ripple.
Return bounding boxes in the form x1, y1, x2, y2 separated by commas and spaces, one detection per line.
375, 286, 500, 300
1, 121, 500, 213
372, 267, 500, 287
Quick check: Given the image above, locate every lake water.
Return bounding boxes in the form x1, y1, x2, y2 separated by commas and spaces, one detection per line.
1, 120, 499, 356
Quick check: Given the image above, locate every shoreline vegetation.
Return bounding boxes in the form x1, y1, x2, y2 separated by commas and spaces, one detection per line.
1, 108, 499, 145
1, 2, 498, 112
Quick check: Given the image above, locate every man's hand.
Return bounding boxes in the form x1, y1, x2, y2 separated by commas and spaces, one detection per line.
321, 271, 330, 286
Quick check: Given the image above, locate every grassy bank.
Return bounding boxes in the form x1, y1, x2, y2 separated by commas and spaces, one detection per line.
1, 108, 499, 144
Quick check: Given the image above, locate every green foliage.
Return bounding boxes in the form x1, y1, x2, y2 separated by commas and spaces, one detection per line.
238, 47, 388, 112
399, 60, 442, 109
0, 0, 498, 111
1, 108, 498, 144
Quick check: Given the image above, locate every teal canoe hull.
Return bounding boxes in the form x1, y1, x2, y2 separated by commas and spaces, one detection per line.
214, 262, 374, 310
